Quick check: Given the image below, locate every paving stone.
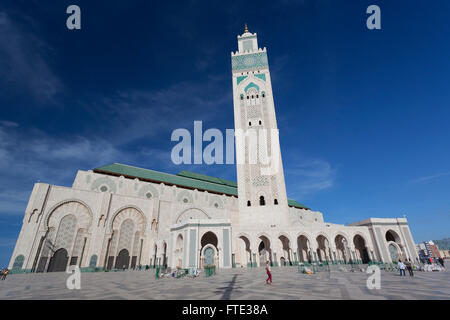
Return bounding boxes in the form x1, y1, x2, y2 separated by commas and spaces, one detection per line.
0, 267, 449, 299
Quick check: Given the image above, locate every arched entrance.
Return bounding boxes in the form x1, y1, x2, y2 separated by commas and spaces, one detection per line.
47, 248, 69, 272
237, 235, 252, 267
43, 203, 92, 273
389, 244, 399, 262
110, 217, 136, 269
353, 235, 370, 263
89, 255, 98, 268
297, 235, 311, 263
280, 257, 286, 266
316, 235, 331, 262
335, 235, 349, 263
386, 230, 400, 243
201, 231, 218, 248
200, 231, 218, 268
115, 249, 130, 269
258, 235, 272, 266
385, 230, 406, 261
204, 247, 215, 266
278, 235, 292, 266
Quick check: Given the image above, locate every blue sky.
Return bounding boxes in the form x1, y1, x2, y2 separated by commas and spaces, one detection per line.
1, 0, 449, 267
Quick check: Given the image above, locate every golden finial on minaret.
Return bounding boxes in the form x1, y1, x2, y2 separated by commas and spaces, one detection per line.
244, 23, 249, 33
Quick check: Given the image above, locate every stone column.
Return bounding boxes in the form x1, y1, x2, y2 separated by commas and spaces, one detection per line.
329, 243, 337, 263
296, 244, 301, 263
310, 243, 318, 263
250, 244, 259, 267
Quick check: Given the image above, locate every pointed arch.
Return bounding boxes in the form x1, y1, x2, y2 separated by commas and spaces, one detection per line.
244, 82, 260, 93
110, 206, 146, 233
295, 232, 313, 244
238, 74, 266, 93
175, 207, 211, 223
44, 199, 93, 232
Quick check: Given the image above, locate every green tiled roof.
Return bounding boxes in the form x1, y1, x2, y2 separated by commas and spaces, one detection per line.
94, 163, 309, 209
287, 199, 308, 209
177, 170, 237, 188
94, 163, 238, 196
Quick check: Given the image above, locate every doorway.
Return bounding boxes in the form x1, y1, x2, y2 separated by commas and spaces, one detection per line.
47, 248, 69, 272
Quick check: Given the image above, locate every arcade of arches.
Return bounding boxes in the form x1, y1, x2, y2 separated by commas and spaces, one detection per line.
9, 190, 417, 273
234, 233, 376, 267
28, 212, 412, 272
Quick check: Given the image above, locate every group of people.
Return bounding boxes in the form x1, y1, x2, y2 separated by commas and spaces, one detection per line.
397, 259, 414, 276
119, 264, 153, 271
1, 268, 9, 280
398, 257, 447, 276
420, 256, 446, 267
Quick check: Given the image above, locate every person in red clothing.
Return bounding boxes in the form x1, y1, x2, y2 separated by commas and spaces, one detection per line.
265, 261, 272, 285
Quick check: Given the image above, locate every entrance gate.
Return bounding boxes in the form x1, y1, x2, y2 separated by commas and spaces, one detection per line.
204, 247, 215, 266
115, 249, 130, 269
47, 248, 69, 272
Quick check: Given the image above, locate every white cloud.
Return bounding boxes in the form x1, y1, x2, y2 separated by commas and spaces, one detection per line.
409, 171, 450, 184
85, 79, 232, 146
0, 67, 234, 216
0, 123, 127, 215
284, 156, 336, 199
0, 121, 18, 128
0, 11, 62, 103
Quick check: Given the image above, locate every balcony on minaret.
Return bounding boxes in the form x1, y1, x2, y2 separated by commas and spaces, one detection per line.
237, 25, 259, 54
231, 26, 268, 73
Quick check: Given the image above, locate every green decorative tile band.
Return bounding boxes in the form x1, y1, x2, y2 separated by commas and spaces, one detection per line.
232, 52, 268, 72
255, 74, 266, 82
237, 76, 248, 85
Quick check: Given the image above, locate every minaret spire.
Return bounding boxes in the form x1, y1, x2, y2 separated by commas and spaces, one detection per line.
231, 30, 290, 227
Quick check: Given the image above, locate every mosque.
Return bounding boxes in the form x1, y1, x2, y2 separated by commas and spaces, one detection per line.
9, 27, 419, 273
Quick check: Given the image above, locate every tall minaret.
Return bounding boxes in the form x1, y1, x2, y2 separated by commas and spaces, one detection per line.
231, 26, 290, 228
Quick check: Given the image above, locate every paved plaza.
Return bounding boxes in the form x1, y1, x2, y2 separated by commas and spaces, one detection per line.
0, 267, 449, 300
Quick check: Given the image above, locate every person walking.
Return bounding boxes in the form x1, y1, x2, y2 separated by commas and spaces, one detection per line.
398, 260, 406, 276
1, 268, 8, 280
265, 261, 272, 285
405, 259, 414, 277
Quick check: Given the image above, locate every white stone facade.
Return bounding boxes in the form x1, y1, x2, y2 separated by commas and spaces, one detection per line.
8, 29, 419, 272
